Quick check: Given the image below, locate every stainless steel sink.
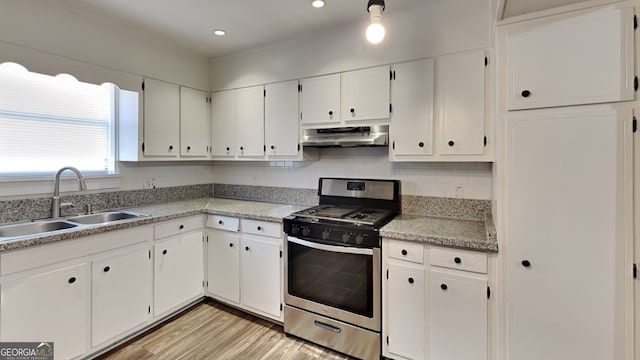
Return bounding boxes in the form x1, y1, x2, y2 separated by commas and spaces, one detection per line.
0, 220, 79, 238
66, 211, 145, 225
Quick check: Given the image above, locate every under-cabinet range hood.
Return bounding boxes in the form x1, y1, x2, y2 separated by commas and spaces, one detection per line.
300, 125, 388, 147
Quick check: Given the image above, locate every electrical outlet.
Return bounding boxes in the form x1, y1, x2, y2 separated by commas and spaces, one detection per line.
454, 185, 463, 199
143, 178, 156, 189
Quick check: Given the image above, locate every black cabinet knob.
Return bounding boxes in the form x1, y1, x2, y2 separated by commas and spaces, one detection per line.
218, 220, 223, 225
229, 243, 234, 248
245, 246, 250, 251
522, 260, 531, 267
186, 146, 191, 151
448, 140, 455, 147
408, 277, 414, 284
440, 283, 448, 290
179, 224, 184, 230
240, 146, 244, 151
401, 249, 408, 256
162, 249, 168, 255
418, 142, 424, 148
270, 145, 275, 150
350, 108, 355, 113
226, 147, 230, 151
454, 257, 462, 264
68, 277, 77, 284
328, 110, 333, 116
521, 90, 531, 98
257, 226, 262, 231
169, 145, 174, 150
103, 266, 110, 273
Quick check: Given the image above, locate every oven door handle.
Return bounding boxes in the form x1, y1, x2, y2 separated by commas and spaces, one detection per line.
287, 236, 374, 255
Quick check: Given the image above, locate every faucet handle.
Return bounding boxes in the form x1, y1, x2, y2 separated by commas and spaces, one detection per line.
84, 204, 93, 214
60, 202, 74, 209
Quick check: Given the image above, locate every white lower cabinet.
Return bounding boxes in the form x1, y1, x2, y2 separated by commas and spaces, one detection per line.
92, 245, 152, 347
383, 238, 488, 360
206, 215, 283, 322
1, 262, 90, 360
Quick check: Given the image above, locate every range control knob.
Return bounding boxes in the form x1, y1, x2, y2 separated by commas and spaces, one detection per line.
355, 234, 364, 245
302, 227, 311, 237
322, 230, 331, 240
290, 225, 299, 235
342, 232, 351, 242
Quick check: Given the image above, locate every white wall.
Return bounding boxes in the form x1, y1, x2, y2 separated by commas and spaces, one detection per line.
213, 148, 492, 200
0, 0, 214, 199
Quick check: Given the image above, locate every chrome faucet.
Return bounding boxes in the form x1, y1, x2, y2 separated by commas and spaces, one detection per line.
51, 166, 87, 218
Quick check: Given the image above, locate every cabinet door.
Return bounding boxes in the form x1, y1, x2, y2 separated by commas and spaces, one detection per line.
507, 106, 631, 360
143, 78, 180, 157
341, 66, 390, 122
300, 74, 340, 126
154, 232, 204, 317
211, 89, 236, 157
428, 269, 487, 360
206, 230, 240, 303
390, 59, 434, 157
180, 87, 210, 158
240, 235, 281, 320
236, 86, 265, 157
505, 4, 634, 110
1, 263, 90, 360
265, 81, 300, 157
92, 246, 152, 347
387, 262, 425, 360
436, 50, 486, 156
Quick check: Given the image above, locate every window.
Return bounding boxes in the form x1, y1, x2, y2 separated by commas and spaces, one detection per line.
0, 62, 117, 177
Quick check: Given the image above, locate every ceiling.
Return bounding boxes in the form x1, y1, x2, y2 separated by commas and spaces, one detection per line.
49, 0, 593, 59
52, 0, 429, 59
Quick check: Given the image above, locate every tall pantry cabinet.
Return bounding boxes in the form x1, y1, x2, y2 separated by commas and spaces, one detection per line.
497, 3, 636, 360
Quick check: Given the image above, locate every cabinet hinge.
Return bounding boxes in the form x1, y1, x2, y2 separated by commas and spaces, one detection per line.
487, 286, 491, 299
635, 14, 638, 30
389, 103, 392, 114
141, 81, 145, 91
634, 76, 638, 91
141, 142, 145, 153
386, 336, 389, 345
484, 56, 488, 66
148, 305, 151, 314
634, 263, 637, 279
633, 116, 637, 133
386, 268, 389, 279
484, 136, 488, 147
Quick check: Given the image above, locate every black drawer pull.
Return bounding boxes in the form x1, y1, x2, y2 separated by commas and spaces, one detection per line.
68, 277, 77, 284
401, 249, 408, 256
522, 260, 531, 267
328, 110, 333, 116
218, 220, 223, 225
440, 283, 448, 290
418, 142, 424, 147
257, 226, 262, 231
454, 257, 462, 264
521, 90, 531, 98
448, 140, 455, 147
229, 243, 234, 248
179, 224, 184, 229
408, 277, 414, 284
245, 246, 250, 251
103, 266, 110, 273
162, 249, 168, 255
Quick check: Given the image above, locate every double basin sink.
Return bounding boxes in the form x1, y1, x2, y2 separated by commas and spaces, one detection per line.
0, 211, 147, 239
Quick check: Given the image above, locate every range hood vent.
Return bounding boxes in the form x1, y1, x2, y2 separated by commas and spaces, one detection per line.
300, 125, 389, 147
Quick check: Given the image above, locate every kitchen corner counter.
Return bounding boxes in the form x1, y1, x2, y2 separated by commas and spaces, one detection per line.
380, 213, 498, 252
0, 198, 309, 253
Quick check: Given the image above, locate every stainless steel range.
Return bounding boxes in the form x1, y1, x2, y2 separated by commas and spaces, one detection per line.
283, 178, 401, 360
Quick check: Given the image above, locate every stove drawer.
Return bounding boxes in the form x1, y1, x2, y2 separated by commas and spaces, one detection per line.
429, 247, 487, 274
242, 219, 281, 238
387, 240, 424, 264
206, 215, 239, 232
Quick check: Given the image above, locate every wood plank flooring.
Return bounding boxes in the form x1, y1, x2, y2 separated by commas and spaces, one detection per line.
96, 300, 352, 360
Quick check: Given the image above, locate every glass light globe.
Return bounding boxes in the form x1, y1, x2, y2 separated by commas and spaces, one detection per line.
366, 23, 385, 44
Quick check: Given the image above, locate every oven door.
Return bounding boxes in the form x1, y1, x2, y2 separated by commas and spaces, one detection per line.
284, 236, 381, 331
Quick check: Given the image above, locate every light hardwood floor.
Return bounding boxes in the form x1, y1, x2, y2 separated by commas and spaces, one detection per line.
96, 300, 352, 360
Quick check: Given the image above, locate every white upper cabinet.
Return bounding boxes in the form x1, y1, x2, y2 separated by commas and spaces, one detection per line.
390, 59, 434, 158
180, 87, 210, 158
504, 4, 635, 110
235, 86, 265, 157
341, 66, 390, 122
143, 78, 180, 157
436, 50, 486, 156
300, 74, 341, 126
265, 81, 300, 158
211, 89, 237, 157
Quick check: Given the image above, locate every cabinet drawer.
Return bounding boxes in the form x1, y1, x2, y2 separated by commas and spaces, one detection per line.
154, 216, 203, 240
429, 247, 487, 274
241, 219, 281, 238
387, 240, 424, 264
206, 215, 240, 232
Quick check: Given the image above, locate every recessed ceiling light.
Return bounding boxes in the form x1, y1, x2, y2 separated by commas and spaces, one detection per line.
213, 29, 226, 36
311, 0, 325, 8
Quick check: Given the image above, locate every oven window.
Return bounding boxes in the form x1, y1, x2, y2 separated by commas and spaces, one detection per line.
287, 240, 373, 317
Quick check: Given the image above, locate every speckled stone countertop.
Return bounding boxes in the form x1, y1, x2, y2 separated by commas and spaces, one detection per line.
0, 198, 308, 253
380, 213, 498, 252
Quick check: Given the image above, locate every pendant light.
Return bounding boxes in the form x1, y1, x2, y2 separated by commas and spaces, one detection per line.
366, 0, 385, 44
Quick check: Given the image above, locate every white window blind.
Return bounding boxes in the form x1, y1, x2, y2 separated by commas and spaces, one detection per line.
0, 62, 116, 177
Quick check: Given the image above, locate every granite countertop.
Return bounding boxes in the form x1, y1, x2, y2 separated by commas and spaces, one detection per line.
0, 198, 308, 253
0, 197, 497, 253
380, 213, 498, 252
